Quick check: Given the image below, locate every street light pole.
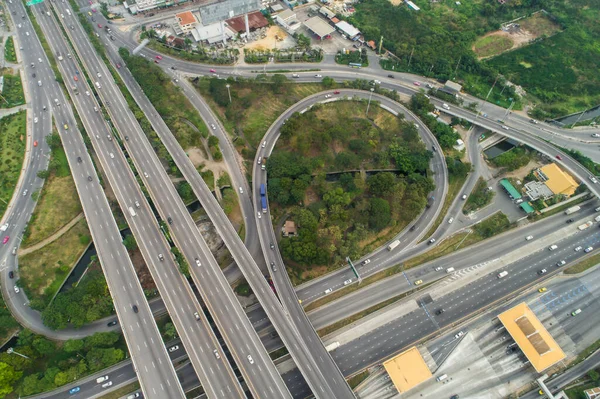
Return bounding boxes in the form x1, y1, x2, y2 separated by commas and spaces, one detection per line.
226, 84, 231, 103
366, 88, 374, 117
7, 348, 29, 359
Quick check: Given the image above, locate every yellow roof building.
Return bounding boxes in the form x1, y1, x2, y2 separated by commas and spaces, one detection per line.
383, 347, 432, 393
540, 163, 578, 196
498, 303, 565, 373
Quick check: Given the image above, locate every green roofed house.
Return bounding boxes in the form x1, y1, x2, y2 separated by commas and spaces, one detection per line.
520, 202, 535, 214
500, 179, 522, 200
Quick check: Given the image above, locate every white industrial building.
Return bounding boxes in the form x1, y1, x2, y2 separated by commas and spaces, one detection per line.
276, 9, 301, 33
335, 20, 360, 40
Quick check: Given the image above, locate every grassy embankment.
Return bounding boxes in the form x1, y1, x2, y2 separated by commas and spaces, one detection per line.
0, 111, 26, 218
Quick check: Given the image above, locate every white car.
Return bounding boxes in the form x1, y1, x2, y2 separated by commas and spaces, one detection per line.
324, 94, 331, 98
85, 91, 90, 96
454, 331, 464, 339
575, 246, 583, 252
526, 235, 533, 241
168, 345, 179, 352
34, 117, 39, 124
0, 223, 8, 232
448, 217, 454, 224
210, 123, 216, 130
195, 258, 201, 267
461, 194, 467, 200
592, 133, 600, 138
324, 288, 333, 294
97, 72, 101, 78
109, 153, 114, 159
25, 31, 30, 36
343, 279, 352, 286
38, 58, 42, 63
96, 376, 109, 383
590, 176, 598, 184
262, 141, 266, 148
102, 381, 113, 388
362, 259, 371, 265
213, 349, 220, 359
434, 266, 443, 271
501, 125, 509, 130
239, 187, 243, 194
315, 74, 322, 78
257, 212, 261, 219
247, 355, 254, 364
14, 286, 20, 294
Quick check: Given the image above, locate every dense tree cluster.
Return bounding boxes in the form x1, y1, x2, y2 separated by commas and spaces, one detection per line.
350, 0, 600, 117
271, 104, 434, 266
490, 147, 532, 171
0, 331, 124, 397
41, 271, 113, 330
410, 94, 460, 149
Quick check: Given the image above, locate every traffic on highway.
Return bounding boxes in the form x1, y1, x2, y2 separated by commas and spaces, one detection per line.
1, 1, 600, 399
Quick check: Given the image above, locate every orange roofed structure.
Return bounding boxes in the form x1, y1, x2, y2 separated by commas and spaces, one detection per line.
498, 302, 565, 373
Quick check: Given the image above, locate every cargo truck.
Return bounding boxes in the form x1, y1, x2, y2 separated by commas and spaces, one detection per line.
497, 271, 508, 278
387, 239, 400, 251
565, 205, 581, 215
578, 221, 593, 231
260, 183, 266, 197
261, 196, 267, 213
261, 157, 268, 171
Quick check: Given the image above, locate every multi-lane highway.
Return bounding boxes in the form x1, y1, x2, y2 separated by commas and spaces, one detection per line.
33, 4, 250, 398
49, 2, 295, 397
3, 2, 187, 398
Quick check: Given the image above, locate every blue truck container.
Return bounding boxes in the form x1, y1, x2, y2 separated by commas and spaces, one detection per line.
261, 196, 267, 213
260, 183, 266, 197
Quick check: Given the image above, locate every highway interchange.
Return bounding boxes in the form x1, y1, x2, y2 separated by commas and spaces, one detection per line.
1, 1, 600, 398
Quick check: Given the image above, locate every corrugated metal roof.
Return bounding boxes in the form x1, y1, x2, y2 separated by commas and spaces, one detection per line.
500, 179, 522, 199
199, 0, 261, 25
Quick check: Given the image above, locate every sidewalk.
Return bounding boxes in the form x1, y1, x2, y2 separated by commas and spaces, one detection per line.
19, 213, 85, 256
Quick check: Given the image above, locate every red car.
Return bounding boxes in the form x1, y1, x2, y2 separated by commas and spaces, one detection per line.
333, 90, 340, 94
2, 236, 9, 245
116, 63, 122, 69
92, 8, 96, 12
413, 81, 421, 86
155, 55, 162, 60
33, 140, 38, 147
74, 76, 78, 81
154, 60, 159, 64
556, 155, 562, 160
97, 23, 102, 28
209, 68, 216, 73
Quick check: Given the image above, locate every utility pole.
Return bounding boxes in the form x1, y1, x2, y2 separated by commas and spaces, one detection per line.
225, 84, 231, 103
453, 55, 461, 79
407, 47, 414, 70
366, 88, 374, 117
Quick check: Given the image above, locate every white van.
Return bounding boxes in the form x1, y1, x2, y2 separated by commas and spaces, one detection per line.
436, 374, 448, 382
548, 244, 558, 251
446, 267, 455, 273
442, 103, 450, 110
497, 271, 508, 278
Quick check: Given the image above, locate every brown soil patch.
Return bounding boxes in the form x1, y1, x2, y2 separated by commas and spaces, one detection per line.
245, 26, 288, 51
130, 249, 156, 292
473, 13, 561, 60
501, 158, 545, 181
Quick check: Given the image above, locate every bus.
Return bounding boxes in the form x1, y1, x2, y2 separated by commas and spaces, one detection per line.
349, 62, 362, 68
